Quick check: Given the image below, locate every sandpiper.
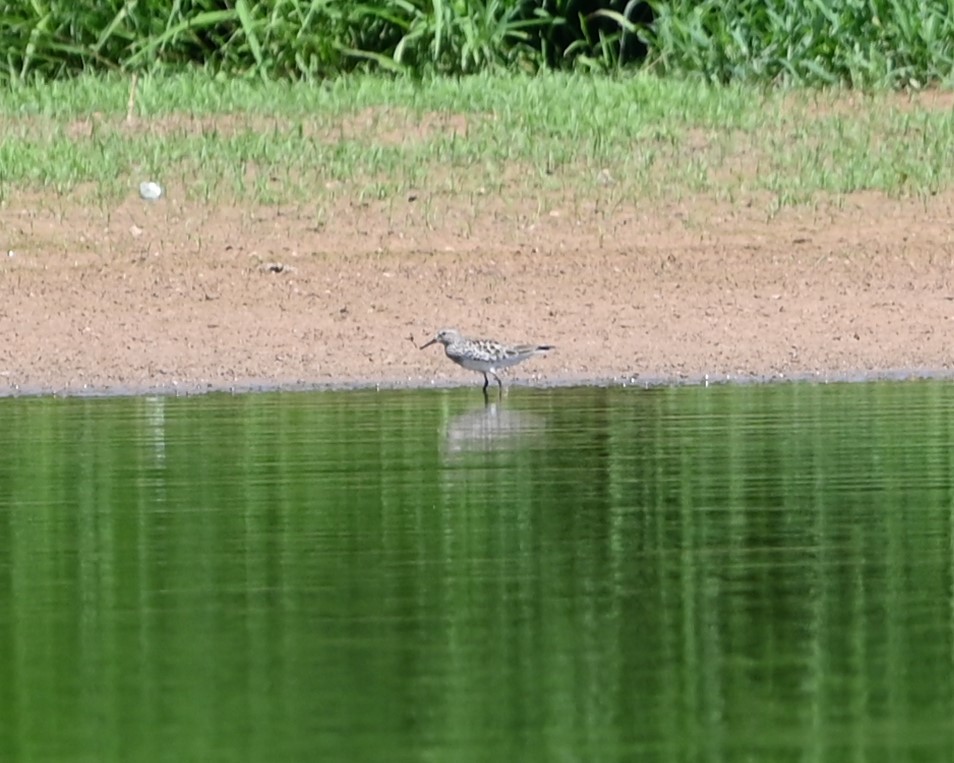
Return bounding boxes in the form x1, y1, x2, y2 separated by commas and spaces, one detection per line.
420, 328, 554, 394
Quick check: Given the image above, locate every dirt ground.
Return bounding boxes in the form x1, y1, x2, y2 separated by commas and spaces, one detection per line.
2, 185, 954, 395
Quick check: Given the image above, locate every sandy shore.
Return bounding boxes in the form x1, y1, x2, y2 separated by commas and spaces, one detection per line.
3, 189, 954, 396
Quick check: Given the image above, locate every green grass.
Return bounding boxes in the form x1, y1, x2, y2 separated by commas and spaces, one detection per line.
5, 0, 954, 85
646, 0, 954, 88
0, 0, 556, 81
1, 71, 953, 211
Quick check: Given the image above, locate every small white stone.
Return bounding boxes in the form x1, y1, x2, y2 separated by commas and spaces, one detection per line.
139, 181, 163, 201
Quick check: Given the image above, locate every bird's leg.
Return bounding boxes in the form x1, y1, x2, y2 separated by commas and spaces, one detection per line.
481, 373, 491, 404
492, 372, 503, 398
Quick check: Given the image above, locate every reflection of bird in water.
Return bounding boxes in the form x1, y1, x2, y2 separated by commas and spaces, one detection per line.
420, 328, 554, 396
443, 403, 546, 456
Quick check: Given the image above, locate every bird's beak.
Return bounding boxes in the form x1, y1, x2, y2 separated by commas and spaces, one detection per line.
419, 337, 438, 350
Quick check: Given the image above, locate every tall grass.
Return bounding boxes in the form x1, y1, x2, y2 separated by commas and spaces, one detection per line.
0, 0, 561, 81
2, 1, 954, 86
645, 0, 954, 88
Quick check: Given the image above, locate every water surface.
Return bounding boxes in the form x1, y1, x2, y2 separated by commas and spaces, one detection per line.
1, 383, 952, 761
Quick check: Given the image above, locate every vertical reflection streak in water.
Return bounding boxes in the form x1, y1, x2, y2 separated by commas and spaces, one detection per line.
935, 385, 954, 752
882, 388, 904, 756
437, 395, 482, 755
936, 383, 954, 736
241, 393, 269, 762
141, 396, 163, 756
792, 386, 826, 753
567, 393, 610, 760
606, 394, 632, 760
77, 401, 103, 757
806, 384, 827, 763
674, 391, 702, 757
694, 390, 724, 759
644, 391, 682, 757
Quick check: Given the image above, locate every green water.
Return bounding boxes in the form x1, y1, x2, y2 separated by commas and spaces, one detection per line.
1, 383, 953, 762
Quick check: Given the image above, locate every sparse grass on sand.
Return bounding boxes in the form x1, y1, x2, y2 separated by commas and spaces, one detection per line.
2, 71, 953, 212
